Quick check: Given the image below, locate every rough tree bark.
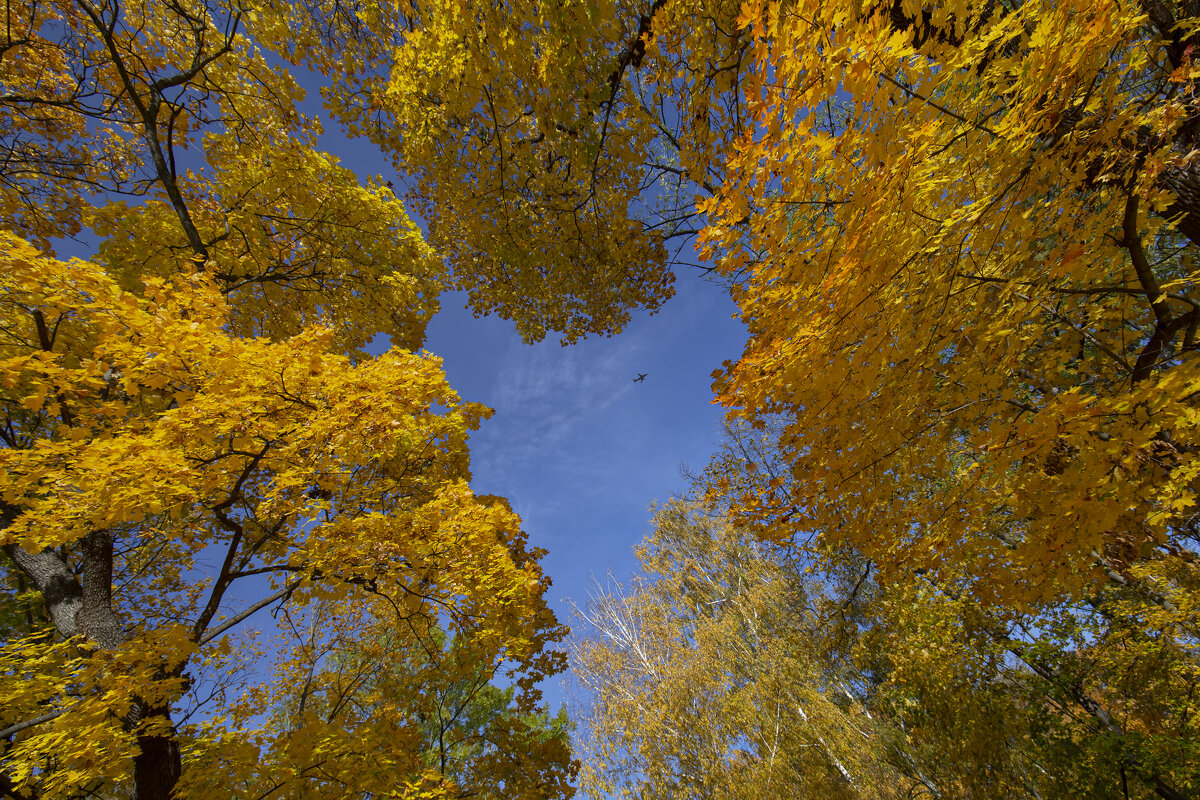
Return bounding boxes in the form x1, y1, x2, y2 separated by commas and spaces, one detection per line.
2, 504, 183, 800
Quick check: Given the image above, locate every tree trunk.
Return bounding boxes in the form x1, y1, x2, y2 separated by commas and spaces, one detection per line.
2, 508, 183, 800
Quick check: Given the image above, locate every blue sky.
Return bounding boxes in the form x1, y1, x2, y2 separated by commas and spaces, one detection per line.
424, 276, 746, 708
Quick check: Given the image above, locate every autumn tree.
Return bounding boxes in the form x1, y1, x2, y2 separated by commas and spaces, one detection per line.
300, 0, 755, 342
570, 500, 912, 800
698, 0, 1200, 611
690, 6, 1200, 789
699, 419, 1200, 798
0, 0, 575, 798
192, 607, 575, 800
848, 566, 1200, 799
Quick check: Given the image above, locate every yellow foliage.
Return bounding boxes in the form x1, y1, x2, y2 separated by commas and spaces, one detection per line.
0, 0, 574, 795
692, 0, 1200, 615
572, 502, 912, 800
0, 234, 567, 798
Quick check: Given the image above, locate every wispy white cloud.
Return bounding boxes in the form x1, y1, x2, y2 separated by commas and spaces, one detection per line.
483, 332, 644, 458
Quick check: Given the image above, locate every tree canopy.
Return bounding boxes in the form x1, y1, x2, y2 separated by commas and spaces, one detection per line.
6, 0, 1200, 798
0, 0, 574, 798
571, 500, 910, 800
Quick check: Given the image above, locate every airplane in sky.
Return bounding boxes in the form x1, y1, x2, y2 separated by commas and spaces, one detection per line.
633, 373, 648, 383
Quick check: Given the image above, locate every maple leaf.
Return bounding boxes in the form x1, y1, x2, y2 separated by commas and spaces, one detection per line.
0, 2, 572, 798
